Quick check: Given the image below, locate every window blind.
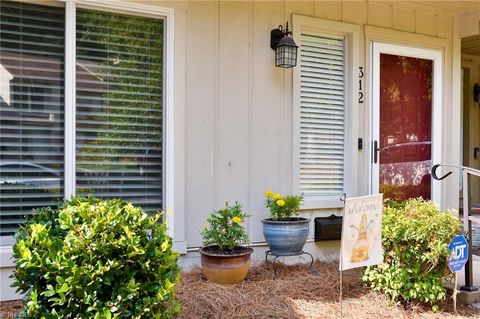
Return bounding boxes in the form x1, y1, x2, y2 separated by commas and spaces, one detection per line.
76, 9, 164, 212
299, 33, 345, 197
0, 1, 65, 236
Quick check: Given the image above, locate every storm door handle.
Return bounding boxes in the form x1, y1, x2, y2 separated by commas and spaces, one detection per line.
373, 141, 380, 164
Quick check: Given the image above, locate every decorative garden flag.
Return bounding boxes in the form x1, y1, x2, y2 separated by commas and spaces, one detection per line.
340, 194, 383, 270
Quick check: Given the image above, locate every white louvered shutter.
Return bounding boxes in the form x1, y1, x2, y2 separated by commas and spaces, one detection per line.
299, 32, 345, 198
0, 1, 65, 236
76, 9, 164, 212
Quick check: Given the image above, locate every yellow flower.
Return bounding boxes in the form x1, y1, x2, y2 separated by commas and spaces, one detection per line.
201, 226, 208, 232
265, 190, 274, 198
232, 216, 242, 224
276, 199, 285, 207
272, 193, 282, 200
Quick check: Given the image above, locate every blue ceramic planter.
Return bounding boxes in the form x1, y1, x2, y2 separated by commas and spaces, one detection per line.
262, 217, 311, 255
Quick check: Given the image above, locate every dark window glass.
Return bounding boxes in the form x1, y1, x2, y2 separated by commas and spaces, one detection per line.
0, 1, 65, 236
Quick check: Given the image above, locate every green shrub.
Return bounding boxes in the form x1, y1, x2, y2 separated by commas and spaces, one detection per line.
12, 197, 180, 319
363, 198, 460, 306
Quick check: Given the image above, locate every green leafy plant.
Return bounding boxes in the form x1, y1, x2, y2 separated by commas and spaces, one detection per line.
264, 190, 303, 221
363, 198, 460, 307
12, 197, 180, 319
201, 203, 250, 251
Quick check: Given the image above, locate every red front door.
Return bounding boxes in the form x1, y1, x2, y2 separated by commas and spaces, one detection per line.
379, 53, 433, 201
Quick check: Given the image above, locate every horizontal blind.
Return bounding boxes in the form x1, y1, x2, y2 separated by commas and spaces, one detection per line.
0, 1, 65, 236
76, 9, 164, 212
299, 33, 345, 197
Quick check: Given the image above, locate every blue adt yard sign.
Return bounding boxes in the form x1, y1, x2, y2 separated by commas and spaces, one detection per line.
448, 235, 469, 273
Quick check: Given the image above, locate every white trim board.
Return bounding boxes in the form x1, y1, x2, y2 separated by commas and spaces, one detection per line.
64, 0, 76, 199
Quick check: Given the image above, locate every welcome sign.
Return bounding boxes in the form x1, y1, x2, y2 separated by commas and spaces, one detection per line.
340, 194, 384, 271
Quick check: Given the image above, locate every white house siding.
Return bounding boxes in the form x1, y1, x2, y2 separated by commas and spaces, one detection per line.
134, 0, 461, 250
0, 0, 473, 301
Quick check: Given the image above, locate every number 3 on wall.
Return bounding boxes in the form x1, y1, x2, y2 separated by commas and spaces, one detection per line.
358, 67, 364, 104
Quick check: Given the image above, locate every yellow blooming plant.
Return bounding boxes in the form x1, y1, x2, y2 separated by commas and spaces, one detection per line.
232, 216, 242, 224
201, 203, 250, 251
265, 191, 303, 221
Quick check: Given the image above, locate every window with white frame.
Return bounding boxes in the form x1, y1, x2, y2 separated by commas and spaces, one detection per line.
0, 0, 167, 238
292, 15, 359, 207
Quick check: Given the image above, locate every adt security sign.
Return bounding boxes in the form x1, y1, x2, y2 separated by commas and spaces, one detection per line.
448, 235, 469, 272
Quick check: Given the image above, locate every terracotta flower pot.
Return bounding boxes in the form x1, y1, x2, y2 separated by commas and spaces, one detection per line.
199, 245, 253, 284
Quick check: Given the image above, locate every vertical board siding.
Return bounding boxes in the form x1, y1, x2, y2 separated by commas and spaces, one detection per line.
415, 10, 438, 37
181, 0, 454, 247
368, 2, 392, 28
342, 1, 367, 25
437, 15, 453, 39
250, 1, 284, 242
314, 1, 342, 21
184, 1, 217, 246
217, 1, 251, 229
392, 6, 415, 33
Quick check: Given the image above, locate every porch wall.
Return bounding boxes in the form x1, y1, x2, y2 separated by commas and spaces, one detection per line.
0, 0, 466, 301
135, 0, 462, 250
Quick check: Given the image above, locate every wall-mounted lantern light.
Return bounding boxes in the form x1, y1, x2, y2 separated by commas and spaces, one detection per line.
270, 22, 298, 68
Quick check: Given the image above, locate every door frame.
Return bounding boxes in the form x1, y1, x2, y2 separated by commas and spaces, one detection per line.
370, 42, 443, 205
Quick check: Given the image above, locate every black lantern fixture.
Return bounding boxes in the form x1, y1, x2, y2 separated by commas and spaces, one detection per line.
270, 22, 298, 68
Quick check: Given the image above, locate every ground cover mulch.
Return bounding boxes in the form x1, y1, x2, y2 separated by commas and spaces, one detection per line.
177, 261, 478, 319
0, 300, 22, 318
1, 261, 478, 319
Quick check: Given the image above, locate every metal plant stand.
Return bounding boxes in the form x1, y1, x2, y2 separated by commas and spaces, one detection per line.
265, 250, 314, 276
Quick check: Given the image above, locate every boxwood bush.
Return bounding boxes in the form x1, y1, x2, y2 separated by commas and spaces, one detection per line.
12, 197, 180, 318
363, 199, 460, 307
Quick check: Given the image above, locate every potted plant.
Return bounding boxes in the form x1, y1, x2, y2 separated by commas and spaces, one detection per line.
199, 202, 253, 284
262, 191, 309, 255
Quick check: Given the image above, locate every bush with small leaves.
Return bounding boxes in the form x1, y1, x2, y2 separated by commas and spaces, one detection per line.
363, 199, 460, 307
12, 197, 180, 319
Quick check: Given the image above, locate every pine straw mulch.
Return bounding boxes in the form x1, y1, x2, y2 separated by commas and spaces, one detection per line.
176, 261, 478, 319
1, 261, 477, 319
0, 300, 23, 318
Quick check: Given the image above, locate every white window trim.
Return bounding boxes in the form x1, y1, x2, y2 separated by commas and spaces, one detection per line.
64, 0, 76, 199
292, 15, 360, 209
1, 0, 181, 251
370, 42, 443, 205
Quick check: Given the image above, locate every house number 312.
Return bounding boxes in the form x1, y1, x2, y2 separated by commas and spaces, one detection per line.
358, 67, 364, 104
